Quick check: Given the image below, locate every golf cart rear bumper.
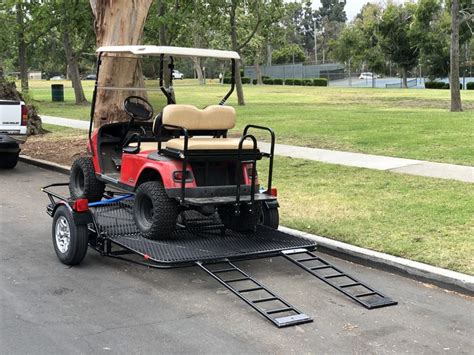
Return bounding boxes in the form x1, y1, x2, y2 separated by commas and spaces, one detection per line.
166, 185, 277, 206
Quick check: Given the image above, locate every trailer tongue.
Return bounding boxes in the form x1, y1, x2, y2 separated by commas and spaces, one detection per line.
43, 184, 397, 328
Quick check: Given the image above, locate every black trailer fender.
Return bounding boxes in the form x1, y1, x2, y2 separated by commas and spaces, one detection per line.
263, 200, 279, 209
49, 201, 93, 226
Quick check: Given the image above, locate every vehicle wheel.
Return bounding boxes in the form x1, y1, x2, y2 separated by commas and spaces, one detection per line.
69, 157, 105, 202
218, 203, 262, 233
0, 152, 19, 169
133, 181, 179, 239
261, 204, 279, 229
52, 205, 88, 265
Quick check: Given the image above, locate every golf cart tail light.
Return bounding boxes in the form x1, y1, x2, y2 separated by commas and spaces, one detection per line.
173, 170, 192, 182
21, 105, 28, 125
73, 199, 89, 212
268, 188, 277, 197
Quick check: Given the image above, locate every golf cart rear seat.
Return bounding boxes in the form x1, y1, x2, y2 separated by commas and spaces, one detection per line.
155, 104, 260, 159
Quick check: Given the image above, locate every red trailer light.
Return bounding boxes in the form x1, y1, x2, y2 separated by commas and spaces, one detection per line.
72, 198, 89, 212
21, 105, 28, 126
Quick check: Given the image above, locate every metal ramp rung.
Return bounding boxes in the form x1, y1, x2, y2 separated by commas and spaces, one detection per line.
197, 260, 313, 328
282, 249, 397, 309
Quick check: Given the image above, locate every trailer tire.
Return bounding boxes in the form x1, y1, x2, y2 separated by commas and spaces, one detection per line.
52, 205, 88, 266
0, 152, 19, 169
69, 157, 105, 202
261, 204, 279, 229
219, 203, 262, 233
133, 181, 179, 239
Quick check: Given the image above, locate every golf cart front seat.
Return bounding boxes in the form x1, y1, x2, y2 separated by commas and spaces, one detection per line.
153, 104, 260, 159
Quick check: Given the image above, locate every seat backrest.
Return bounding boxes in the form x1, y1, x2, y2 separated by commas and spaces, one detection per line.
161, 104, 236, 131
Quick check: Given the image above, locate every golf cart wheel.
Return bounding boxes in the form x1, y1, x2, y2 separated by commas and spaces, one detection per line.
133, 181, 179, 240
219, 203, 262, 233
0, 152, 19, 169
69, 157, 105, 202
52, 205, 88, 266
261, 204, 279, 229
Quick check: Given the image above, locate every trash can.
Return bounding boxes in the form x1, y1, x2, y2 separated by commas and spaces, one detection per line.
51, 84, 64, 102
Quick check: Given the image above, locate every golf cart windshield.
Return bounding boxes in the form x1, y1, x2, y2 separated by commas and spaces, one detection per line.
91, 45, 239, 123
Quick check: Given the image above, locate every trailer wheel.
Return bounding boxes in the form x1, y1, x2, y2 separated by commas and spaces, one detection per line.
133, 181, 179, 239
69, 157, 105, 202
52, 205, 88, 266
0, 152, 19, 169
219, 203, 262, 233
261, 204, 279, 229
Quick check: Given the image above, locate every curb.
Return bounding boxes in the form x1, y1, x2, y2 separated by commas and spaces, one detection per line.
19, 155, 70, 175
279, 226, 474, 295
19, 155, 474, 295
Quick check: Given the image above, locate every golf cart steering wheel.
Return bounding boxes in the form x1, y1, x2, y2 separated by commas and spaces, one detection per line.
122, 96, 154, 147
123, 96, 154, 121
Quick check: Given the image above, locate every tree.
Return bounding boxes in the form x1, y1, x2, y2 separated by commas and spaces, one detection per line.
378, 3, 419, 87
272, 44, 306, 64
450, 0, 462, 111
89, 0, 153, 128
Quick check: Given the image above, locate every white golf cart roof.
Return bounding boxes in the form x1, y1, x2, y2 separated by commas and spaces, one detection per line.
96, 45, 240, 60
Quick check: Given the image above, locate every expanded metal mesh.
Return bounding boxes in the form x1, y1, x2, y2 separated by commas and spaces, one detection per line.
91, 201, 316, 264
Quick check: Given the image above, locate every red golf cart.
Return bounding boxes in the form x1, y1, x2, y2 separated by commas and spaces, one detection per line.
68, 46, 278, 240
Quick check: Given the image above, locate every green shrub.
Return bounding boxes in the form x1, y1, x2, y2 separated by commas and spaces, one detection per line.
263, 78, 274, 85
285, 79, 294, 85
273, 78, 284, 85
467, 82, 474, 90
241, 77, 251, 84
223, 77, 232, 84
302, 79, 313, 86
425, 81, 445, 89
262, 75, 270, 80
252, 78, 258, 85
293, 79, 302, 86
313, 78, 328, 86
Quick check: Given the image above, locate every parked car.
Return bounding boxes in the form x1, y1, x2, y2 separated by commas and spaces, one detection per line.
84, 74, 97, 80
172, 70, 184, 80
359, 72, 378, 80
0, 99, 28, 169
50, 75, 65, 81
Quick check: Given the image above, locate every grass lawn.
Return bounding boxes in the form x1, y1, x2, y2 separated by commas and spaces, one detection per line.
23, 126, 474, 274
259, 157, 474, 275
25, 79, 474, 166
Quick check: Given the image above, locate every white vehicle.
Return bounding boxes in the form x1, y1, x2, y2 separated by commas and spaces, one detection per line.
359, 72, 378, 80
0, 99, 28, 169
172, 69, 184, 80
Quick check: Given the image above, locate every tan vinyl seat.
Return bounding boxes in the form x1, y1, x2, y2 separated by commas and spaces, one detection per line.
157, 104, 258, 151
166, 137, 255, 151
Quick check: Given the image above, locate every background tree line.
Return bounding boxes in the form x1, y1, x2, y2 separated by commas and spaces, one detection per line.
0, 0, 472, 111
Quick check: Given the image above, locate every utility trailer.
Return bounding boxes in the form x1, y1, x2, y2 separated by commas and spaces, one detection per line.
43, 184, 397, 328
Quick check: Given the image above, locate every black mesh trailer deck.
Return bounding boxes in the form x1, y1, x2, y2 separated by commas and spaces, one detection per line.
43, 185, 397, 328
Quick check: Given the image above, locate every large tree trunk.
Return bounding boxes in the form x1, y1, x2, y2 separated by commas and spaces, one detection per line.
229, 2, 244, 106
16, 2, 28, 93
254, 61, 263, 85
62, 31, 87, 105
450, 0, 462, 112
90, 0, 152, 128
401, 67, 408, 88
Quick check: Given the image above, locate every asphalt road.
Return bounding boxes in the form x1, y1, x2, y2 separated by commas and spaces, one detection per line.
1, 162, 473, 354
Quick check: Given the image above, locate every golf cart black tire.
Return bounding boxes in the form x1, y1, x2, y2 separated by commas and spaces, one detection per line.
261, 204, 279, 229
133, 181, 179, 240
69, 157, 105, 202
52, 205, 88, 266
219, 203, 262, 233
0, 152, 19, 169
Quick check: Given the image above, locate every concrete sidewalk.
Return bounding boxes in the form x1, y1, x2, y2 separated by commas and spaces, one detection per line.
41, 115, 474, 183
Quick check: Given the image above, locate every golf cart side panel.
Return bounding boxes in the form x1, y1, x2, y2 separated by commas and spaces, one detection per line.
120, 154, 197, 189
